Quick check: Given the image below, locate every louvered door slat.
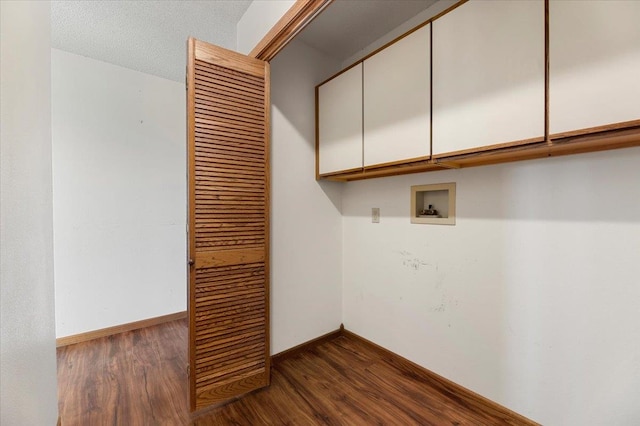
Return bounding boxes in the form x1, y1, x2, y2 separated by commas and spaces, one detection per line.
195, 63, 265, 88
195, 93, 265, 118
196, 156, 265, 169
187, 37, 270, 412
194, 79, 265, 104
195, 140, 265, 157
195, 310, 265, 329
195, 110, 265, 128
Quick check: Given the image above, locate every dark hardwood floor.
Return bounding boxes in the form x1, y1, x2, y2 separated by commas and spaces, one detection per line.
57, 319, 189, 425
58, 319, 526, 425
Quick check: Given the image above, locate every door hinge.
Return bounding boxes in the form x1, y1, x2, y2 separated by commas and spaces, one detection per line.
187, 364, 190, 377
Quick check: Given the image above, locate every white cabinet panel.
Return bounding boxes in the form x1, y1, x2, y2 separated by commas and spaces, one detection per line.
432, 0, 545, 156
318, 64, 363, 175
364, 24, 430, 167
550, 0, 640, 136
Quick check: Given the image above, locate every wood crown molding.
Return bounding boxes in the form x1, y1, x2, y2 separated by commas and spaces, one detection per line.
249, 0, 333, 62
56, 311, 187, 347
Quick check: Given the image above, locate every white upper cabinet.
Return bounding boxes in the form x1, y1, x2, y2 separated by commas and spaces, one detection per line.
432, 0, 545, 157
318, 63, 363, 175
363, 24, 431, 167
549, 0, 640, 136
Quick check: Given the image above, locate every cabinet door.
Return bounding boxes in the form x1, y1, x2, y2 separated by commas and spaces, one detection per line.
432, 0, 544, 157
317, 64, 363, 175
549, 0, 640, 136
363, 24, 430, 167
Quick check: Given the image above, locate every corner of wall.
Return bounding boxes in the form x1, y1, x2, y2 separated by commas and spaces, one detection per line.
268, 39, 345, 354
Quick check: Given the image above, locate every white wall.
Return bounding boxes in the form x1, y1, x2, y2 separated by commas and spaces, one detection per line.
52, 49, 186, 337
342, 148, 640, 425
253, 2, 640, 423
337, 2, 640, 422
269, 40, 344, 354
236, 0, 295, 55
0, 1, 59, 424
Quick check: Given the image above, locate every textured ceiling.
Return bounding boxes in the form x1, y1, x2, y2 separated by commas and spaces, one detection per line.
297, 0, 438, 63
51, 0, 252, 82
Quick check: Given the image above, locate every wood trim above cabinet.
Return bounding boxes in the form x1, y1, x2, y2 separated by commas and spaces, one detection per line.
249, 0, 333, 61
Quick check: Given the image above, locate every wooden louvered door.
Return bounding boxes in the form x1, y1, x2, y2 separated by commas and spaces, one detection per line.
187, 37, 270, 413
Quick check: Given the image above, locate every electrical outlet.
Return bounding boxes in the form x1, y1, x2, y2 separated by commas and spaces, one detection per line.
372, 208, 380, 223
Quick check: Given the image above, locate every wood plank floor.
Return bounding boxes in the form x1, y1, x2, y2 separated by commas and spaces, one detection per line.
57, 318, 189, 425
58, 319, 524, 425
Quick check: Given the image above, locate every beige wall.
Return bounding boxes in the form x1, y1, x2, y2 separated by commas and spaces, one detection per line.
1, 1, 59, 424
